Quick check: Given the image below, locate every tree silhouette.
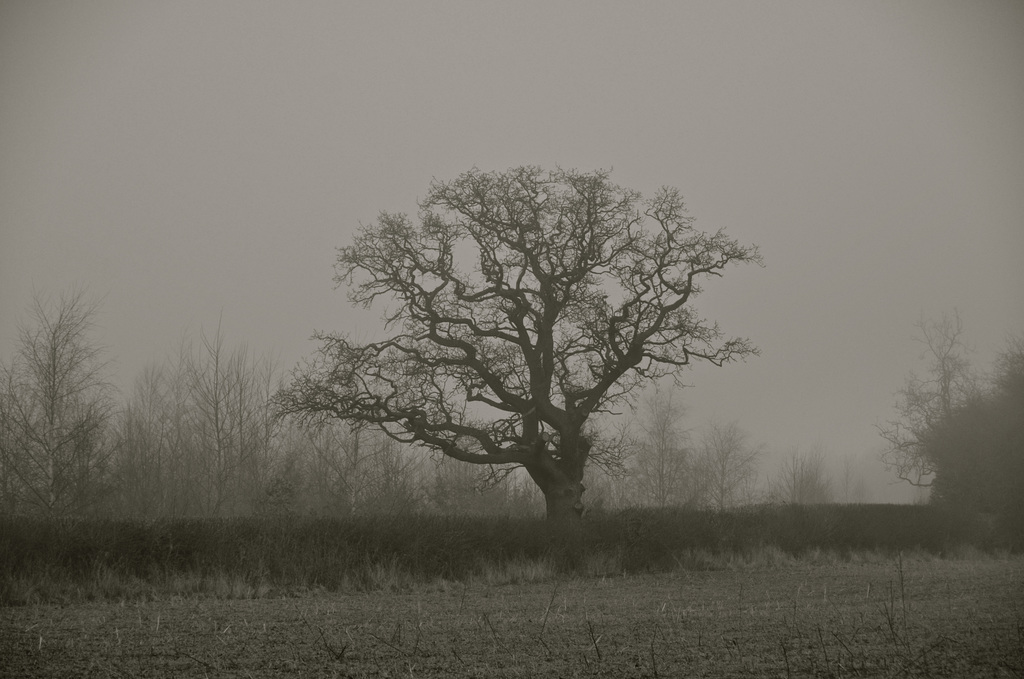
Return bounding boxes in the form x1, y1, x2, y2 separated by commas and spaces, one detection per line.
0, 289, 115, 516
278, 167, 761, 524
879, 311, 978, 487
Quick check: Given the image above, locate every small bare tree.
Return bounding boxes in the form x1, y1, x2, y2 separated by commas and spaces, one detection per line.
697, 419, 760, 510
279, 419, 423, 516
112, 363, 174, 517
179, 325, 280, 516
287, 420, 369, 516
631, 386, 695, 507
0, 290, 116, 516
428, 455, 485, 514
879, 311, 978, 487
771, 446, 833, 504
837, 452, 869, 503
111, 326, 282, 517
360, 434, 422, 515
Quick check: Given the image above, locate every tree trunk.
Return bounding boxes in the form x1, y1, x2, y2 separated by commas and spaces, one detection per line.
526, 458, 585, 526
543, 478, 585, 527
524, 435, 589, 524
538, 474, 585, 569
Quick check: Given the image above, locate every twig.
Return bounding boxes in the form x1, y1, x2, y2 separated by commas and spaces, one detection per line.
831, 630, 856, 668
300, 612, 347, 661
817, 624, 830, 672
540, 579, 560, 636
483, 613, 514, 660
390, 620, 402, 646
650, 623, 662, 678
183, 650, 218, 672
411, 622, 422, 657
897, 550, 908, 630
586, 620, 602, 662
367, 631, 405, 655
315, 624, 347, 661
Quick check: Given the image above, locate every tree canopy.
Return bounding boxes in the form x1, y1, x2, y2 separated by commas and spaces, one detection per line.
277, 167, 762, 523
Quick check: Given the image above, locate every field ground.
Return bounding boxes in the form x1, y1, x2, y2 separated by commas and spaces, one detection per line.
2, 554, 1022, 678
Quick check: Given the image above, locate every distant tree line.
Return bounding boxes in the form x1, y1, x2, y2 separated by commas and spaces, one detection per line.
0, 291, 540, 518
0, 291, 849, 519
6, 292, 1013, 522
602, 392, 859, 511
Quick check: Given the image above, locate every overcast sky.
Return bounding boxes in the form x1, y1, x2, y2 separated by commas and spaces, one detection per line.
2, 1, 1022, 499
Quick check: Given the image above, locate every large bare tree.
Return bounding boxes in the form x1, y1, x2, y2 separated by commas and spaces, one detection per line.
278, 167, 761, 524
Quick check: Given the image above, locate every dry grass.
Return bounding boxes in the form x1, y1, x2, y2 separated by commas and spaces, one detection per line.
2, 554, 1021, 678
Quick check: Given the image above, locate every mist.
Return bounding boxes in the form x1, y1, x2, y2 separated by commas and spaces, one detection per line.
2, 1, 1022, 508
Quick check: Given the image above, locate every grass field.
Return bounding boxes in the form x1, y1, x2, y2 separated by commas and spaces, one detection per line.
3, 552, 1022, 678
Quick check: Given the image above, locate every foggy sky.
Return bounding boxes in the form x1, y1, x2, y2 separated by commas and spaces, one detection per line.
2, 1, 1022, 500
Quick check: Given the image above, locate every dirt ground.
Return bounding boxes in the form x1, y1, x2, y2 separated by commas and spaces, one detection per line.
3, 554, 1022, 678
